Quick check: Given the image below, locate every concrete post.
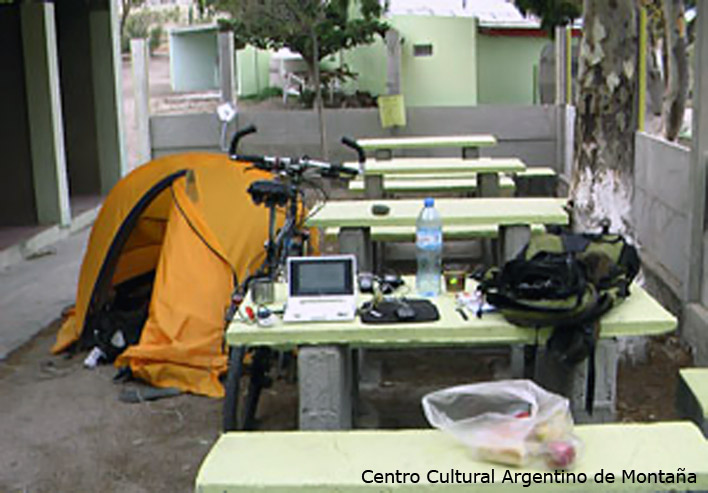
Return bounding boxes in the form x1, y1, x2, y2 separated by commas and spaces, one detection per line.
90, 0, 127, 192
477, 172, 500, 197
218, 31, 237, 103
298, 345, 353, 429
338, 227, 373, 273
131, 39, 151, 166
554, 26, 568, 105
535, 338, 618, 424
364, 175, 384, 199
499, 225, 531, 262
556, 104, 576, 191
20, 2, 71, 227
687, 1, 708, 303
385, 29, 402, 96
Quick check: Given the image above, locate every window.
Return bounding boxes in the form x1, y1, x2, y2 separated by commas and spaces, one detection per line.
413, 44, 433, 57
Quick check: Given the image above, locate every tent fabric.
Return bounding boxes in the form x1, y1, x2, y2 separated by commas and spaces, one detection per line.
115, 183, 231, 397
53, 152, 317, 397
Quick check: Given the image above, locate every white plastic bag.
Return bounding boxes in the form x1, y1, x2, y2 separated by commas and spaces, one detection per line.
422, 380, 581, 468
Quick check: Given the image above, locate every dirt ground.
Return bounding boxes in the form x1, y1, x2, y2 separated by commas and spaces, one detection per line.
1, 51, 694, 493
0, 314, 693, 492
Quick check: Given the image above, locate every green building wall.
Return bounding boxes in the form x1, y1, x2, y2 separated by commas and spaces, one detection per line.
343, 15, 478, 107
236, 45, 271, 96
476, 34, 549, 105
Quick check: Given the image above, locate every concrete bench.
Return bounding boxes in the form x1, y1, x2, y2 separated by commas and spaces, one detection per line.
513, 166, 558, 197
349, 175, 516, 197
677, 368, 708, 437
350, 157, 525, 198
195, 422, 708, 492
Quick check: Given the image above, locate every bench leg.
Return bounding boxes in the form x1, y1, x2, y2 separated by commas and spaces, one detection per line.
462, 146, 480, 159
510, 345, 525, 378
298, 345, 354, 430
676, 372, 708, 437
477, 172, 500, 197
510, 344, 537, 379
375, 149, 392, 160
535, 338, 618, 424
364, 175, 384, 199
339, 227, 373, 273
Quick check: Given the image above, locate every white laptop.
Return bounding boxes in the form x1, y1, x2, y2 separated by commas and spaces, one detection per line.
283, 255, 357, 323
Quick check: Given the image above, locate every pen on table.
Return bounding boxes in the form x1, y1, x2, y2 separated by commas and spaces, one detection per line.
456, 307, 468, 321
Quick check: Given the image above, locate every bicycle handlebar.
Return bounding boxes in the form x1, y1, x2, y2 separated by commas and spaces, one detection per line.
228, 125, 363, 179
228, 124, 257, 158
340, 136, 365, 166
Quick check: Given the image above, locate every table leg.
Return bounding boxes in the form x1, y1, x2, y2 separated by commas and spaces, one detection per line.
364, 174, 384, 199
510, 344, 537, 379
339, 226, 373, 273
535, 338, 618, 424
477, 172, 500, 198
499, 224, 531, 262
462, 146, 480, 159
298, 345, 354, 430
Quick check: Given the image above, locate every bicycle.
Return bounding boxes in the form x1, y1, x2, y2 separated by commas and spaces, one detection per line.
222, 125, 365, 431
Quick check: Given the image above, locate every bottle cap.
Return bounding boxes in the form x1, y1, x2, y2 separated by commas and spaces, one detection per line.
424, 197, 434, 207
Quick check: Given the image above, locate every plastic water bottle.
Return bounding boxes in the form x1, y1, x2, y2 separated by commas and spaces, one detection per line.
416, 197, 443, 297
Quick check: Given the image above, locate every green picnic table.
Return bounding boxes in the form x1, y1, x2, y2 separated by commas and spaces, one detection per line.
350, 157, 526, 198
224, 277, 676, 429
357, 134, 498, 160
355, 157, 526, 175
305, 197, 569, 272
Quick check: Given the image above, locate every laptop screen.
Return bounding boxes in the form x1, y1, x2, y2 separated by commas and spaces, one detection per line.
289, 256, 355, 297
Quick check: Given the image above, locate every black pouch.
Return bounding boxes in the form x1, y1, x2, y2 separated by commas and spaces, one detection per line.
359, 299, 440, 324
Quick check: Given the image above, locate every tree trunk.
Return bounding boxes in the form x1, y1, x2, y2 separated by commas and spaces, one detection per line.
570, 0, 639, 237
662, 0, 688, 141
310, 28, 328, 160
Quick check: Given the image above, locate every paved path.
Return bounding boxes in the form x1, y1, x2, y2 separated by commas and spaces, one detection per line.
0, 229, 89, 359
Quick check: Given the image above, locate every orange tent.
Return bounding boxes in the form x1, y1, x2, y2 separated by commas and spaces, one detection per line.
54, 153, 312, 397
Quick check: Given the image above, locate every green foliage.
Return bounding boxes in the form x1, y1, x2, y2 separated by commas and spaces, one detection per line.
120, 10, 163, 54
208, 0, 389, 64
240, 86, 284, 101
149, 25, 163, 53
514, 0, 582, 34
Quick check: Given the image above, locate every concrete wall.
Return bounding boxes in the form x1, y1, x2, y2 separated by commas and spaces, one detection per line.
150, 105, 560, 166
55, 0, 101, 196
0, 4, 37, 226
477, 34, 547, 105
633, 132, 691, 301
169, 26, 219, 91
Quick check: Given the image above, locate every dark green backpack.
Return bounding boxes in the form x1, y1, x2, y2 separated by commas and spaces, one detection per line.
479, 230, 640, 330
478, 228, 640, 413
